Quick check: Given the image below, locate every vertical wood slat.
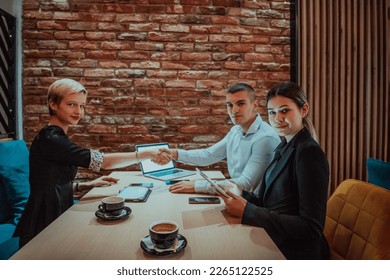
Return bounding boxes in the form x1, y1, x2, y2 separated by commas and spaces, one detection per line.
297, 0, 390, 193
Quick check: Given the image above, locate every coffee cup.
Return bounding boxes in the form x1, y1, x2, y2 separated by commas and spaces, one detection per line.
149, 220, 179, 249
98, 196, 125, 216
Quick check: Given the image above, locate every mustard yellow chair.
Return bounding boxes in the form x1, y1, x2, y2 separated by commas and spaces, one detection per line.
324, 179, 390, 259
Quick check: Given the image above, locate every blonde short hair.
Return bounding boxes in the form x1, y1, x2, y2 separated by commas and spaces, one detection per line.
47, 78, 87, 116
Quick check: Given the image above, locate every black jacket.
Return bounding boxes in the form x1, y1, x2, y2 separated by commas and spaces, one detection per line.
14, 125, 92, 247
242, 128, 330, 259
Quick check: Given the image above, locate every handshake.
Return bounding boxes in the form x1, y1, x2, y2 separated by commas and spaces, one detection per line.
150, 148, 178, 165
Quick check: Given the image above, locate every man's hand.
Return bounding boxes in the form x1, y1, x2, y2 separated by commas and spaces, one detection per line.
151, 149, 171, 165
169, 181, 196, 193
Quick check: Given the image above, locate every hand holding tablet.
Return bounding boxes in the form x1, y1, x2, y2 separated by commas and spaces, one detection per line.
196, 168, 232, 198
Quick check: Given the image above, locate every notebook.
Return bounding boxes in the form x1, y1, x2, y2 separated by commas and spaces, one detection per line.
118, 186, 151, 202
135, 142, 196, 181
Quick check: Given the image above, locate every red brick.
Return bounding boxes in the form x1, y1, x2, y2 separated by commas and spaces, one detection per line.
100, 61, 128, 69
179, 108, 210, 116
54, 31, 85, 40
115, 69, 146, 78
148, 125, 178, 134
101, 42, 134, 50
178, 70, 208, 79
68, 22, 98, 31
191, 25, 221, 34
268, 72, 291, 80
117, 125, 148, 134
53, 68, 83, 77
135, 42, 164, 51
87, 125, 116, 134
226, 44, 254, 53
37, 40, 67, 49
98, 23, 128, 31
135, 5, 165, 14
197, 80, 226, 90
239, 71, 269, 80
181, 53, 211, 61
37, 21, 67, 30
24, 31, 53, 40
103, 4, 135, 13
70, 3, 102, 13
161, 62, 192, 70
151, 52, 180, 61
193, 62, 223, 70
116, 14, 149, 23
101, 79, 133, 88
224, 61, 252, 70
147, 70, 177, 78
179, 34, 208, 42
86, 51, 116, 60
133, 79, 165, 88
165, 43, 194, 51
119, 51, 150, 60
241, 35, 270, 43
24, 67, 53, 76
166, 80, 195, 88
245, 53, 275, 62
180, 125, 211, 134
53, 12, 80, 21
210, 35, 239, 43
271, 19, 290, 28
84, 69, 115, 78
148, 32, 179, 42
23, 11, 53, 20
69, 41, 100, 50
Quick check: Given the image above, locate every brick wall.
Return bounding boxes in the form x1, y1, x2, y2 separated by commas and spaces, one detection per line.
22, 0, 291, 179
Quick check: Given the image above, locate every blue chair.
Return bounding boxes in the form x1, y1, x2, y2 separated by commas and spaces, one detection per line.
0, 140, 30, 259
366, 158, 390, 190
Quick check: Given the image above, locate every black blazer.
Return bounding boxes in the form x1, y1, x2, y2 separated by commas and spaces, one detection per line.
242, 128, 330, 259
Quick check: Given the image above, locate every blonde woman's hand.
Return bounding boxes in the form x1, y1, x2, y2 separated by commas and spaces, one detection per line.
82, 176, 119, 191
151, 149, 171, 165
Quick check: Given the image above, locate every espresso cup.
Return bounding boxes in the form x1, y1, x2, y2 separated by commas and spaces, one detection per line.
98, 196, 125, 216
149, 220, 179, 249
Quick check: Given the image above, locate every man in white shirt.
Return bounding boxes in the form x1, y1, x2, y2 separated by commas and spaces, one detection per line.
164, 83, 280, 194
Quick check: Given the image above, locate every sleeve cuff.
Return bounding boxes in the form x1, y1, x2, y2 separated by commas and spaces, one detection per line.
194, 180, 216, 194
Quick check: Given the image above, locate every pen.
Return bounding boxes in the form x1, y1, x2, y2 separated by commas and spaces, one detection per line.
165, 179, 190, 185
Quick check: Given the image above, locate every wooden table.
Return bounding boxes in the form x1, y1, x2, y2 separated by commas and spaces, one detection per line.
11, 171, 285, 260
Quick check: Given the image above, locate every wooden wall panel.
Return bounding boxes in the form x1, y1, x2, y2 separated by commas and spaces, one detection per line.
296, 0, 389, 193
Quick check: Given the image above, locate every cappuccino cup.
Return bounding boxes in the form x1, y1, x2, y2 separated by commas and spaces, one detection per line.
149, 220, 179, 249
98, 196, 125, 216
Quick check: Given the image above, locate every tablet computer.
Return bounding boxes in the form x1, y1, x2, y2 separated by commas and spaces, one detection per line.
118, 186, 151, 202
196, 168, 231, 198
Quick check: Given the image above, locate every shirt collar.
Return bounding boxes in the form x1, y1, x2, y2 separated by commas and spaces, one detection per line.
241, 114, 263, 136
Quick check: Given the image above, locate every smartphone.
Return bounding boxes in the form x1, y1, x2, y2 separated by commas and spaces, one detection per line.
196, 168, 231, 198
128, 182, 154, 188
189, 197, 220, 204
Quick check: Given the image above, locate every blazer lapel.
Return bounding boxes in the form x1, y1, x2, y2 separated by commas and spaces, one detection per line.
264, 146, 295, 194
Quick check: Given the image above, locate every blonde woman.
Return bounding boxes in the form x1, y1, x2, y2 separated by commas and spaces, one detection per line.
15, 78, 169, 247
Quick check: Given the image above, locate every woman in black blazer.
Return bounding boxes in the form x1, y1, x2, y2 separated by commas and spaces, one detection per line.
220, 82, 330, 259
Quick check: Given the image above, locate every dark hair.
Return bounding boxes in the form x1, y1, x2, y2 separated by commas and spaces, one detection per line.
227, 83, 256, 102
266, 81, 318, 142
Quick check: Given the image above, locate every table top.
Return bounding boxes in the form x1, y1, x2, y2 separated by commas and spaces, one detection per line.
11, 171, 285, 260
